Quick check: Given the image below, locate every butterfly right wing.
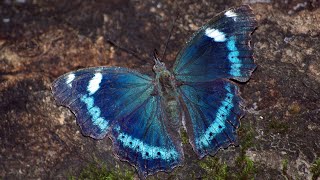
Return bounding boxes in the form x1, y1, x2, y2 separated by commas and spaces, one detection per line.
178, 80, 243, 158
172, 5, 256, 158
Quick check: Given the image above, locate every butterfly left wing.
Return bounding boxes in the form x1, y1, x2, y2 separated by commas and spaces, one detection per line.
52, 67, 154, 139
51, 67, 183, 177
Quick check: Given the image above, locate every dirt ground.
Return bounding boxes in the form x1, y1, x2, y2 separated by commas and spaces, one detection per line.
0, 0, 319, 179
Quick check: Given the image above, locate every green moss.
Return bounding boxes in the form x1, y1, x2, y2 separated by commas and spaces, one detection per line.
235, 155, 256, 180
199, 157, 228, 180
198, 123, 257, 179
267, 119, 289, 134
199, 155, 256, 180
311, 158, 320, 180
282, 159, 288, 174
236, 124, 257, 179
238, 124, 255, 153
68, 162, 135, 180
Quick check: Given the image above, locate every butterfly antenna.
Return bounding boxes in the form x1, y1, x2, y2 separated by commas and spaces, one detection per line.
106, 39, 148, 63
153, 49, 160, 63
161, 8, 180, 61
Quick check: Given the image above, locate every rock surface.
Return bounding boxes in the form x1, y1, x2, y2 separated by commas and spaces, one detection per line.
0, 0, 319, 179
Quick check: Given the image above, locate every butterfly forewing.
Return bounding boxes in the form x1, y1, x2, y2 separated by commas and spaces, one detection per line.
173, 5, 256, 83
52, 67, 153, 139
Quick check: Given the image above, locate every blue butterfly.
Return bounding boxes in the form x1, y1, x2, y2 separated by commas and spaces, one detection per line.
52, 5, 256, 178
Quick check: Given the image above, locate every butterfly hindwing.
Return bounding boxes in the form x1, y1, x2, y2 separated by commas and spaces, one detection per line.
51, 67, 183, 177
173, 5, 257, 83
111, 95, 183, 177
179, 80, 243, 157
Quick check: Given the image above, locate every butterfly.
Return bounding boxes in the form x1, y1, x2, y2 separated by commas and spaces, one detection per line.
52, 5, 257, 178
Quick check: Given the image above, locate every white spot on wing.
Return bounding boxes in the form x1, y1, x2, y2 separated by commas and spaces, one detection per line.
66, 73, 75, 87
87, 72, 102, 95
225, 10, 237, 21
205, 28, 226, 42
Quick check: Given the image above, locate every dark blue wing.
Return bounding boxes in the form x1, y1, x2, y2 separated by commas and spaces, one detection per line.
52, 67, 153, 139
178, 80, 243, 157
173, 5, 257, 83
111, 95, 183, 177
51, 67, 183, 177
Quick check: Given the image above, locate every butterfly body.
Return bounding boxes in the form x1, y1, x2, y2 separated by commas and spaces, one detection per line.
154, 58, 182, 130
52, 5, 257, 178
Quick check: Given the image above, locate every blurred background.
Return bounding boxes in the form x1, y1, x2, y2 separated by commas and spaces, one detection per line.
0, 0, 319, 179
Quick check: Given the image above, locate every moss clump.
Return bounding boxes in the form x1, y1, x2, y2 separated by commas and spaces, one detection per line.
199, 155, 256, 180
232, 123, 257, 179
238, 124, 255, 152
235, 155, 256, 180
69, 162, 135, 180
282, 159, 288, 174
311, 158, 320, 180
237, 124, 257, 180
199, 157, 228, 180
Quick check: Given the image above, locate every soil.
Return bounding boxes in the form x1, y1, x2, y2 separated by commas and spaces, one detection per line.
0, 0, 319, 179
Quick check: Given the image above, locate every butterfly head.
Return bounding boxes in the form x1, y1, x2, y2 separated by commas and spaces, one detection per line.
152, 49, 168, 74
153, 58, 167, 73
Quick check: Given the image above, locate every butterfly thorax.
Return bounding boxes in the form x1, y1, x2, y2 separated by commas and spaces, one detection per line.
153, 60, 181, 129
